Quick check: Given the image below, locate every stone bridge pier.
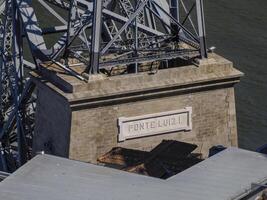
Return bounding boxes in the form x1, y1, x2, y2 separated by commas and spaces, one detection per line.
32, 54, 243, 163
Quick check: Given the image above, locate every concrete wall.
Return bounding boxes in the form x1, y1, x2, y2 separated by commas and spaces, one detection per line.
33, 54, 243, 163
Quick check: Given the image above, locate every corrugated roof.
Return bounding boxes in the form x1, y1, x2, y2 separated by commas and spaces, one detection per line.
0, 147, 266, 200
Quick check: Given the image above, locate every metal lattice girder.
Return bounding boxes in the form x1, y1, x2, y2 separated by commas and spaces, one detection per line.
14, 0, 208, 65
0, 0, 13, 124
16, 0, 47, 63
101, 0, 150, 54
0, 0, 36, 172
118, 0, 146, 42
0, 0, 208, 172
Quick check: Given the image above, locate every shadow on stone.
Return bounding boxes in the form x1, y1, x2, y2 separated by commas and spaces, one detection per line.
98, 140, 203, 179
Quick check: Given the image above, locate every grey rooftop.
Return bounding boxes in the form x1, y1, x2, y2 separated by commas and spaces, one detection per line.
0, 147, 267, 200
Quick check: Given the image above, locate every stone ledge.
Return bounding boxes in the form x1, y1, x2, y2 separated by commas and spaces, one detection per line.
31, 53, 243, 110
69, 77, 241, 110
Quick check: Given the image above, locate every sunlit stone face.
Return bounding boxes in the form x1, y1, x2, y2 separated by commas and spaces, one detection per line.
118, 107, 192, 142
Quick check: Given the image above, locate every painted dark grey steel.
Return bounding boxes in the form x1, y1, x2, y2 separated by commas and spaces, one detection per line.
88, 0, 103, 74
196, 0, 207, 58
0, 0, 209, 172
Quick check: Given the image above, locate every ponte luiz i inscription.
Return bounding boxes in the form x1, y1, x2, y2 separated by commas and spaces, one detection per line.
118, 107, 192, 142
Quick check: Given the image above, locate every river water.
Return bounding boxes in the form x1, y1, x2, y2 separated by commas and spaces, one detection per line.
204, 0, 267, 150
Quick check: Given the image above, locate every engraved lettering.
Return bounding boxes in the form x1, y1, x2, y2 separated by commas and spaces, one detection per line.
119, 108, 192, 142
134, 124, 139, 131
129, 125, 134, 132
139, 122, 144, 130
150, 121, 156, 129
171, 117, 176, 125
146, 122, 149, 129
158, 120, 163, 127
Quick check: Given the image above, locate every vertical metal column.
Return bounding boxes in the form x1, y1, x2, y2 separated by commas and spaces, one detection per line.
170, 0, 179, 33
13, 3, 23, 81
146, 1, 156, 30
134, 1, 138, 73
64, 0, 76, 57
12, 1, 27, 167
0, 0, 12, 125
196, 0, 207, 58
87, 0, 103, 74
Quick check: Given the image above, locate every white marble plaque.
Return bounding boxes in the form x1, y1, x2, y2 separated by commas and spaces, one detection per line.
118, 107, 192, 142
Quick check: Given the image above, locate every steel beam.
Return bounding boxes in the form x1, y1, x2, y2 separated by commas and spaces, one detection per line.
85, 0, 103, 74
16, 0, 47, 63
170, 0, 180, 33
0, 0, 209, 172
196, 0, 207, 58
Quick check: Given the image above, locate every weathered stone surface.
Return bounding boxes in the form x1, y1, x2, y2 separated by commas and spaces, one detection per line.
118, 107, 192, 142
32, 54, 243, 163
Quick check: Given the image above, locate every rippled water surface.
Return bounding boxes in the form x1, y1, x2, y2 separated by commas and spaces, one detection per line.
204, 0, 267, 150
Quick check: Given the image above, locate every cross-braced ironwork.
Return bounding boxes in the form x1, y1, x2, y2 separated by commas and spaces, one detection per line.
0, 0, 208, 172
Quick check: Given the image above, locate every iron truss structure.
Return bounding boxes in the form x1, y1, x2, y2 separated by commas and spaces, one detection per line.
0, 0, 208, 172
